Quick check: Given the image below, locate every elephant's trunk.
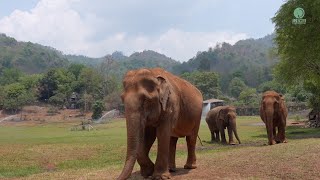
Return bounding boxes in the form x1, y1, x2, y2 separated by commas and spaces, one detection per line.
230, 118, 241, 144
265, 108, 274, 145
233, 124, 241, 144
117, 102, 143, 180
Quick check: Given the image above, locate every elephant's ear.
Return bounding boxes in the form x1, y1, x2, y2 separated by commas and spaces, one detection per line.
157, 76, 171, 111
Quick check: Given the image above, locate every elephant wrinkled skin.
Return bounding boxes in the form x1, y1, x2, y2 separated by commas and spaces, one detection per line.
260, 91, 288, 145
205, 106, 241, 145
117, 68, 203, 180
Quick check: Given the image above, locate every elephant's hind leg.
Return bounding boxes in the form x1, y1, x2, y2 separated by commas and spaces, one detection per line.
137, 127, 156, 178
169, 137, 178, 172
184, 135, 197, 169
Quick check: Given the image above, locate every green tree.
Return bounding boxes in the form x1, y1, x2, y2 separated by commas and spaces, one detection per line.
2, 83, 35, 113
102, 75, 120, 97
0, 68, 23, 85
0, 86, 4, 109
78, 67, 104, 98
92, 100, 105, 120
272, 0, 320, 110
181, 71, 220, 100
229, 77, 247, 98
68, 63, 86, 80
38, 68, 75, 102
257, 80, 287, 94
19, 74, 42, 90
238, 88, 259, 106
48, 93, 66, 108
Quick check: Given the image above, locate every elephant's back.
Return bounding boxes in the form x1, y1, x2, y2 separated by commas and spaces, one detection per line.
206, 107, 221, 122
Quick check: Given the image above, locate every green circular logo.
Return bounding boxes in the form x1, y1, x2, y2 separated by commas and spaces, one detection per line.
294, 7, 305, 18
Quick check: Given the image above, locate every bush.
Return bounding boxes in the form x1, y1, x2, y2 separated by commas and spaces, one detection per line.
92, 100, 105, 120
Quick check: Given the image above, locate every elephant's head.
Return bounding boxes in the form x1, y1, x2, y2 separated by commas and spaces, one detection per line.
218, 107, 236, 125
262, 92, 283, 117
218, 107, 241, 144
117, 69, 171, 180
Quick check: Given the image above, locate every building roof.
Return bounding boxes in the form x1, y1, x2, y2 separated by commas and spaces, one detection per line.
203, 98, 224, 103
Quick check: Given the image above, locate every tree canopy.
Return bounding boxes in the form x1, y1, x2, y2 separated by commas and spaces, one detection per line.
181, 71, 220, 100
272, 0, 320, 109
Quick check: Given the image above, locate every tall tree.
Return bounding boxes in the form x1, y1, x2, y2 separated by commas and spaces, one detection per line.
229, 77, 247, 98
1, 83, 35, 113
0, 68, 23, 85
181, 71, 220, 100
272, 0, 320, 110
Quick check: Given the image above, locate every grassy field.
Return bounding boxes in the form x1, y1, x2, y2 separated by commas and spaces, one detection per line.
0, 117, 319, 180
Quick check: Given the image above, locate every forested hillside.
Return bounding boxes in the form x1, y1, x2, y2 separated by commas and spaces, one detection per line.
0, 32, 311, 117
173, 34, 276, 93
0, 34, 68, 74
67, 50, 180, 77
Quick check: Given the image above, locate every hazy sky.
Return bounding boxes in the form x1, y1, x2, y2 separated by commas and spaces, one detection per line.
0, 0, 284, 61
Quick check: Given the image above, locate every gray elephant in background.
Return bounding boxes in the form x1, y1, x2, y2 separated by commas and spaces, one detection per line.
205, 106, 241, 145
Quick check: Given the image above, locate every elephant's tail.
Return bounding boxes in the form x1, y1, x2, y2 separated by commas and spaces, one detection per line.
197, 135, 204, 146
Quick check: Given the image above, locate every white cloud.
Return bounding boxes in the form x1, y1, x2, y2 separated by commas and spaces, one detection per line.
0, 0, 248, 62
0, 0, 95, 54
85, 29, 248, 61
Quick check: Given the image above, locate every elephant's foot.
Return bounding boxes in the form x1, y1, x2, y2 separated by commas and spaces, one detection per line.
184, 163, 197, 169
229, 141, 236, 145
141, 164, 154, 178
151, 172, 171, 180
281, 138, 288, 143
268, 140, 276, 145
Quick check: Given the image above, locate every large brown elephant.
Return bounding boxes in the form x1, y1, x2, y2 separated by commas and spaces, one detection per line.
260, 91, 288, 145
117, 68, 203, 180
205, 106, 241, 145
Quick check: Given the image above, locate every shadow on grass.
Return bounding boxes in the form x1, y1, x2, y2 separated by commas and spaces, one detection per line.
251, 126, 320, 140
286, 126, 320, 139
171, 168, 192, 177
198, 140, 266, 151
129, 168, 191, 180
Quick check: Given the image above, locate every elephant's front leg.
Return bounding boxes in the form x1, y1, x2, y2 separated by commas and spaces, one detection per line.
220, 127, 227, 144
168, 136, 178, 172
278, 124, 287, 143
153, 121, 171, 179
137, 127, 156, 178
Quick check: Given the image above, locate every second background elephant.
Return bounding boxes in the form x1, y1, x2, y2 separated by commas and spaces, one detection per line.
206, 106, 241, 145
